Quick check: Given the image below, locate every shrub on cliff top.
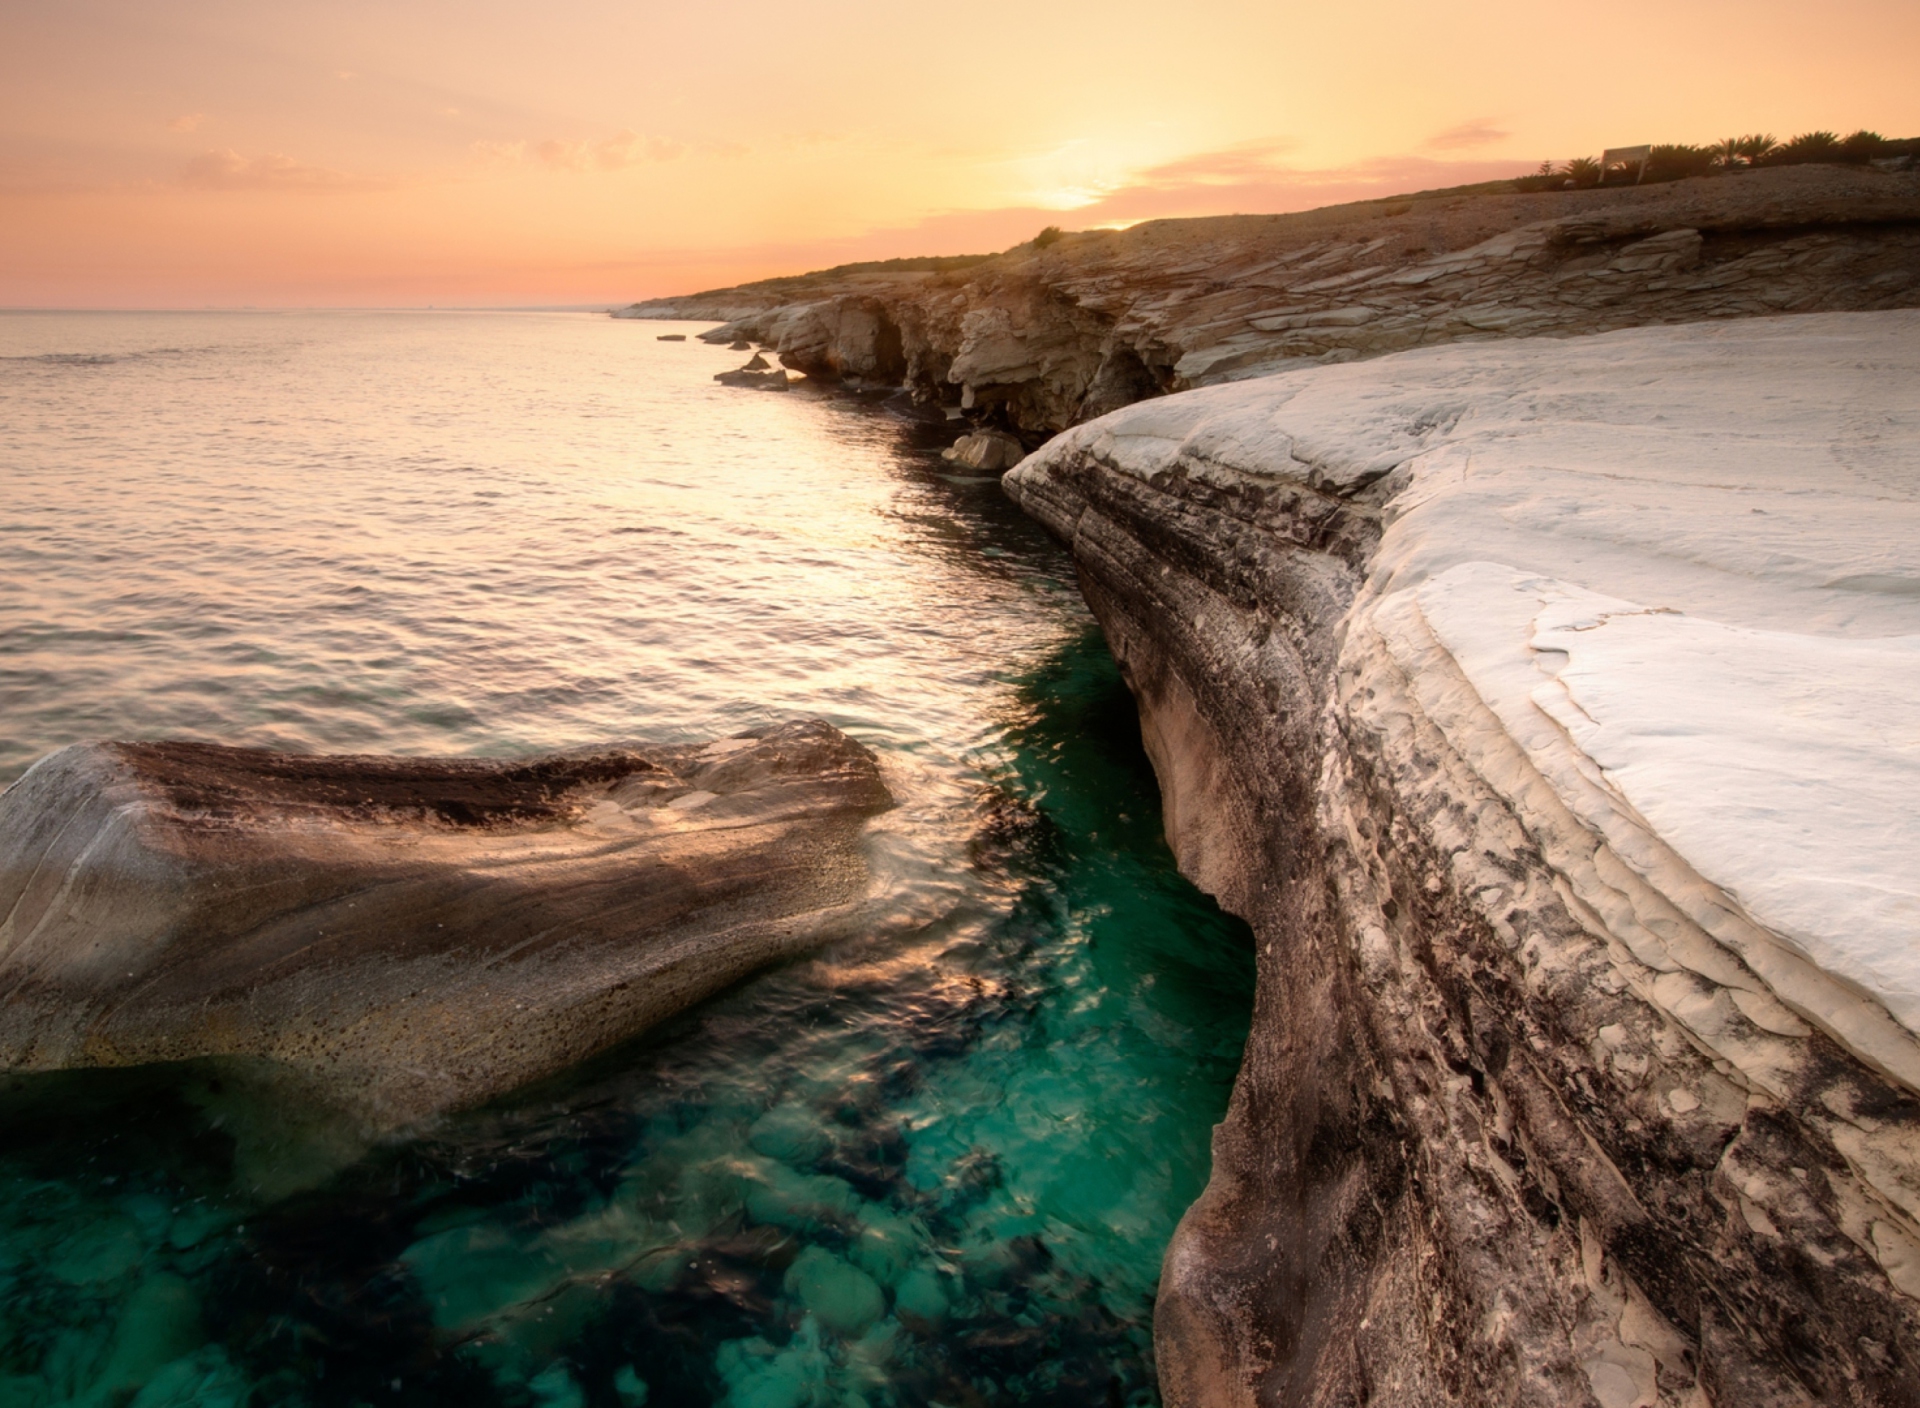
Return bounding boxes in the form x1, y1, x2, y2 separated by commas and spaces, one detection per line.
1513, 161, 1558, 193
1032, 226, 1064, 249
1841, 130, 1889, 161
1646, 144, 1717, 181
1764, 130, 1842, 164
1560, 157, 1603, 189
1727, 133, 1781, 166
1511, 127, 1913, 197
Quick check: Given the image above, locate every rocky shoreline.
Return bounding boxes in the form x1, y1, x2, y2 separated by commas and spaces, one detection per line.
620, 167, 1920, 1403
1007, 311, 1920, 1406
623, 165, 1920, 444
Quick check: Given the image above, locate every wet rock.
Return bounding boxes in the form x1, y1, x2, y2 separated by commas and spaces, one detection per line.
893, 1266, 949, 1332
612, 1365, 648, 1406
713, 365, 789, 390
729, 339, 754, 351
782, 1247, 884, 1337
939, 430, 1026, 473
655, 334, 686, 341
748, 1102, 832, 1165
0, 721, 890, 1128
756, 296, 907, 385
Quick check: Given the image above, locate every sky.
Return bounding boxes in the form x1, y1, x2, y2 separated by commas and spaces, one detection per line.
2, 0, 1916, 308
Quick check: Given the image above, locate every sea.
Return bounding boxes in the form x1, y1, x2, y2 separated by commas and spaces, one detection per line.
0, 310, 1252, 1408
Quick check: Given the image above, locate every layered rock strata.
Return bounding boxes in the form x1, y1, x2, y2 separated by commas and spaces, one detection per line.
1005, 310, 1920, 1406
0, 721, 890, 1128
627, 165, 1920, 441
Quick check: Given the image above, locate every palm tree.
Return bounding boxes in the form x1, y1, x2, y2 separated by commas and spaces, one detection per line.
1648, 144, 1715, 181
1560, 157, 1603, 188
1734, 133, 1779, 166
1841, 130, 1887, 162
1774, 131, 1841, 164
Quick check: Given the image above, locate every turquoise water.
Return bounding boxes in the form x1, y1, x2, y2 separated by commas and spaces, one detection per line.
0, 312, 1252, 1406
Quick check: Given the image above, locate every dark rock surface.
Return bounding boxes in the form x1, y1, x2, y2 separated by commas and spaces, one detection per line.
622, 165, 1920, 439
715, 363, 790, 390
0, 721, 890, 1128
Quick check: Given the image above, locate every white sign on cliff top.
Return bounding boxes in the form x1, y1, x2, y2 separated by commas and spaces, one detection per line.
1601, 145, 1653, 182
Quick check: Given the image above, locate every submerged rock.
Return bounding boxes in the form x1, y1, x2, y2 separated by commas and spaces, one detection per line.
782, 1246, 885, 1336
938, 430, 1025, 473
655, 333, 687, 341
1007, 310, 1920, 1405
0, 721, 890, 1128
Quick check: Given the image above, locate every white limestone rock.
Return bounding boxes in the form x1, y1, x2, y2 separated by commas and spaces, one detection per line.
1007, 309, 1920, 1405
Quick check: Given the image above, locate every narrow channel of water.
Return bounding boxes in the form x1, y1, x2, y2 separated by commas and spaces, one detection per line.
0, 312, 1252, 1407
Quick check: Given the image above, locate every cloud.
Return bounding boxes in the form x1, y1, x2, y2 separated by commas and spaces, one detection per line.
168, 113, 206, 133
470, 139, 529, 165
1058, 147, 1534, 226
620, 147, 1536, 297
535, 130, 686, 170
471, 131, 743, 173
464, 131, 741, 173
178, 149, 386, 191
721, 146, 1542, 283
1426, 120, 1509, 151
1122, 138, 1301, 188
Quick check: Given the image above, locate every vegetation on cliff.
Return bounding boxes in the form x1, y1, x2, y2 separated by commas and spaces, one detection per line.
1517, 129, 1918, 190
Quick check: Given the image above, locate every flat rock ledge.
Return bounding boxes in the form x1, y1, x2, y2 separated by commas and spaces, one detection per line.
0, 720, 890, 1129
1006, 310, 1920, 1406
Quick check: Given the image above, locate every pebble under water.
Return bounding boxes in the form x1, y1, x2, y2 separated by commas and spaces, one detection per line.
0, 312, 1254, 1407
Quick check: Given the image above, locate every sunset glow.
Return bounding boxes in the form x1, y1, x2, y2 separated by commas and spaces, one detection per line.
4, 0, 1917, 307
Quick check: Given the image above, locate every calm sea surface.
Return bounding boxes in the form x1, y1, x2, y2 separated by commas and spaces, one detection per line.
0, 311, 1251, 1407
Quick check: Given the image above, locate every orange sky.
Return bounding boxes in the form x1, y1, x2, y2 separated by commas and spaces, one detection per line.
3, 0, 1916, 307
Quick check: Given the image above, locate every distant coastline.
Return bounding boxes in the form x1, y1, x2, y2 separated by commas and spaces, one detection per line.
621, 160, 1920, 444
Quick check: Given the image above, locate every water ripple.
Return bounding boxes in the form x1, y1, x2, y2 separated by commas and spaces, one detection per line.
0, 310, 1252, 1407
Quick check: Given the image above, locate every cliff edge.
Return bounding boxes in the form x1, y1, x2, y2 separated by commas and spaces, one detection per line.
1006, 310, 1920, 1406
626, 165, 1920, 441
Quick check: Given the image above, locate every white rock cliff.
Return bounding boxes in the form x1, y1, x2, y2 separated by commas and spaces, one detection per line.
1007, 310, 1920, 1405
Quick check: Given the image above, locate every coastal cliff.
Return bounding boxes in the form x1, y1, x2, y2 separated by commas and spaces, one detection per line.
1006, 311, 1920, 1406
630, 166, 1920, 1402
623, 165, 1920, 439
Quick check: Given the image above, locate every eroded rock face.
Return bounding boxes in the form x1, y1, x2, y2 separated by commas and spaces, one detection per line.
1006, 312, 1920, 1405
626, 166, 1920, 438
0, 721, 890, 1129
